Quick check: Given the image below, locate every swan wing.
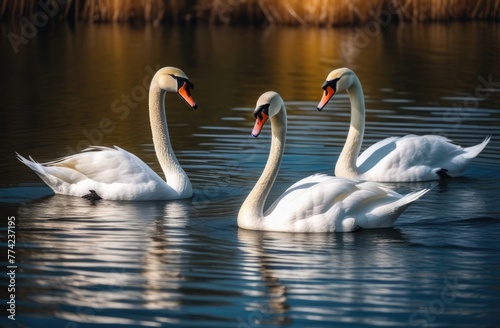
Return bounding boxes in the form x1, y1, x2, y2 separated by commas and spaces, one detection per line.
343, 183, 430, 229
356, 135, 490, 181
356, 136, 403, 169
264, 176, 358, 231
47, 146, 163, 184
280, 173, 334, 194
17, 146, 178, 200
265, 176, 428, 232
264, 173, 350, 216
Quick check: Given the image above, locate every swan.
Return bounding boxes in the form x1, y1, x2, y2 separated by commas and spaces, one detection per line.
317, 67, 491, 182
17, 67, 197, 201
237, 91, 430, 233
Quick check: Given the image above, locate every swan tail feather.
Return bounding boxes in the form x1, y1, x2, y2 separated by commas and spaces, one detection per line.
371, 188, 430, 218
463, 135, 491, 159
352, 188, 431, 229
16, 152, 83, 190
16, 153, 45, 175
399, 188, 431, 206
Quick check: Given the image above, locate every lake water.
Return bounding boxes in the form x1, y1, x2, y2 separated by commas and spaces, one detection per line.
1, 21, 500, 327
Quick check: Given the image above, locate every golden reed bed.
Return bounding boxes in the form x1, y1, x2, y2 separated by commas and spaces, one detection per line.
1, 0, 499, 25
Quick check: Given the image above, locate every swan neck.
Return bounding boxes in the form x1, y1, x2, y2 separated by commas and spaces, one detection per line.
336, 77, 365, 178
149, 78, 191, 195
238, 107, 286, 230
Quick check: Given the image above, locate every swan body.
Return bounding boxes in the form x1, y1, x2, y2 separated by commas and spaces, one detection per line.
317, 68, 491, 182
17, 67, 197, 201
237, 91, 429, 233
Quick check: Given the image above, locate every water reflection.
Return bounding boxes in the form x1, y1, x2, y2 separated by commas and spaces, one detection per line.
17, 196, 191, 326
238, 229, 291, 326
142, 202, 188, 311
237, 228, 418, 325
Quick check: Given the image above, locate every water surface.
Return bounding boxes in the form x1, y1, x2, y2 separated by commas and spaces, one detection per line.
1, 22, 500, 327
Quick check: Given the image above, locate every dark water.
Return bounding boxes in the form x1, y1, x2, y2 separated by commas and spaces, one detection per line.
1, 21, 500, 327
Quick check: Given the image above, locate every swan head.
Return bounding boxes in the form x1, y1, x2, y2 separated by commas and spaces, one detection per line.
251, 91, 284, 137
156, 67, 197, 109
317, 68, 356, 111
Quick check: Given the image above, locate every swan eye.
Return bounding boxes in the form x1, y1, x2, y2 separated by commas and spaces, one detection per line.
254, 104, 270, 120
322, 78, 340, 95
169, 74, 195, 91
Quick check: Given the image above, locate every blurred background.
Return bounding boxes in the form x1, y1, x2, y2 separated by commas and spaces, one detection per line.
1, 0, 499, 25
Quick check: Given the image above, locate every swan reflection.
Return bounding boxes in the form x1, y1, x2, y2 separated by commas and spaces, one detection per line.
142, 201, 189, 310
237, 229, 291, 326
237, 228, 414, 324
17, 195, 191, 325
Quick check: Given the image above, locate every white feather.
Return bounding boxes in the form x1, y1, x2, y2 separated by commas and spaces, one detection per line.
17, 67, 196, 201
238, 92, 429, 233
17, 147, 178, 200
320, 68, 490, 182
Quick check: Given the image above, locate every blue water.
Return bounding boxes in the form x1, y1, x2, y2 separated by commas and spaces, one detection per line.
1, 22, 500, 327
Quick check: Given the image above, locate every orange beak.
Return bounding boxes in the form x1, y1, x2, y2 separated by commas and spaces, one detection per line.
317, 85, 335, 111
251, 112, 269, 137
178, 82, 197, 109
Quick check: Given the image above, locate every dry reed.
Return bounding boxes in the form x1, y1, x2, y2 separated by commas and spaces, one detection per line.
1, 0, 499, 25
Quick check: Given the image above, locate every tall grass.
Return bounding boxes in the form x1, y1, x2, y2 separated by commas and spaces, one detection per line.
1, 0, 499, 25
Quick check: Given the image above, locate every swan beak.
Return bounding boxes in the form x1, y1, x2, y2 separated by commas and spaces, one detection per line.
317, 85, 335, 111
178, 82, 198, 109
251, 112, 269, 138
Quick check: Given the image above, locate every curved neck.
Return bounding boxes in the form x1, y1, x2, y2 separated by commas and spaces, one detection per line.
238, 107, 287, 230
149, 77, 191, 196
335, 77, 365, 178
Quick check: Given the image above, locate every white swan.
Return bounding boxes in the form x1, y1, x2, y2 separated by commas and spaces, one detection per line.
237, 91, 429, 233
17, 67, 197, 201
317, 68, 491, 182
